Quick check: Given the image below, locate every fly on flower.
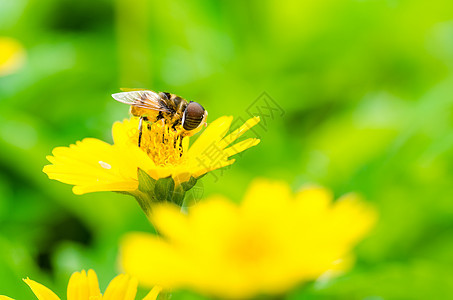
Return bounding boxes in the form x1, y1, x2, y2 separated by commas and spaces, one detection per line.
44, 89, 260, 214
112, 89, 208, 146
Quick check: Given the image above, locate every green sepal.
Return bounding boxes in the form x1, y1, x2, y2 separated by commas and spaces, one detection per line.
155, 177, 175, 202
171, 185, 186, 206
126, 168, 204, 217
181, 176, 197, 191
138, 168, 157, 193
126, 169, 158, 216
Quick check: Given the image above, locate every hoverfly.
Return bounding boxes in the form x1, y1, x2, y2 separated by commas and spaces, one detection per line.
112, 89, 208, 147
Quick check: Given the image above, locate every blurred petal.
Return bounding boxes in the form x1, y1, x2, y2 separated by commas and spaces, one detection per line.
120, 179, 377, 298
150, 203, 190, 242
0, 37, 26, 76
294, 185, 333, 215
121, 232, 186, 288
241, 179, 293, 213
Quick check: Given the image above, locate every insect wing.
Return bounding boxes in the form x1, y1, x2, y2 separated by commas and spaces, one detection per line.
111, 90, 169, 112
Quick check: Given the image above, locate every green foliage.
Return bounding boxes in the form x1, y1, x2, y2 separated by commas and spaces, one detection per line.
1, 0, 453, 299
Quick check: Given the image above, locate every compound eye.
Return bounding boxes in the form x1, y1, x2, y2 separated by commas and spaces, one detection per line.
183, 102, 205, 131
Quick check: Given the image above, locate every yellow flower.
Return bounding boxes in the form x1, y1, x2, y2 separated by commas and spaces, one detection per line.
43, 116, 260, 211
1, 269, 161, 300
120, 179, 377, 299
0, 37, 26, 76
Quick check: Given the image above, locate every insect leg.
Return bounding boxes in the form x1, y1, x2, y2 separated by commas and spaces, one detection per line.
138, 117, 143, 147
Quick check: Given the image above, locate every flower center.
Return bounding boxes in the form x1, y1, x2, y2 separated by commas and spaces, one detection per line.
138, 121, 186, 167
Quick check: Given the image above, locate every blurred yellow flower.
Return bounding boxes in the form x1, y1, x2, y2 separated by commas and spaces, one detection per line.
0, 37, 26, 76
0, 269, 161, 300
43, 116, 259, 210
121, 179, 377, 299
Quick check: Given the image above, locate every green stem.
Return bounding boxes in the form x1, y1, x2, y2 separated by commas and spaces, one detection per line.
130, 189, 154, 217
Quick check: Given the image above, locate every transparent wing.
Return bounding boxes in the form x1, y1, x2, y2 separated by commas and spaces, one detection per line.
111, 90, 170, 112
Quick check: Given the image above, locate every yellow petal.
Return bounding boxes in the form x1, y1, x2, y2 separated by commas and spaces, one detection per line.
142, 286, 162, 300
112, 118, 136, 145
192, 159, 235, 178
187, 116, 233, 158
124, 277, 139, 300
87, 270, 102, 298
223, 138, 260, 157
218, 116, 260, 149
23, 278, 61, 300
103, 274, 138, 300
67, 270, 89, 300
72, 182, 137, 195
67, 269, 102, 300
66, 272, 79, 300
0, 296, 15, 300
43, 138, 140, 194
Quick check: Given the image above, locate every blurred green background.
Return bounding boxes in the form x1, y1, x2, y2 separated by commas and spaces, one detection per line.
1, 0, 453, 299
